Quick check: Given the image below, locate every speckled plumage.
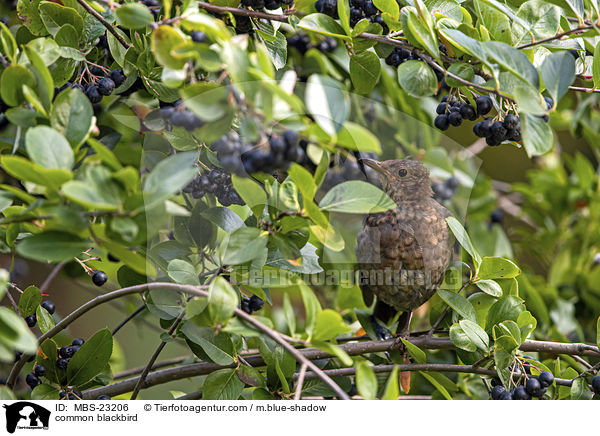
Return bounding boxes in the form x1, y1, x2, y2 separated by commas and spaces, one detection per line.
355, 159, 453, 316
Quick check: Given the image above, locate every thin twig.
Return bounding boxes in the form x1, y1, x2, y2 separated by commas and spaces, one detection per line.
293, 363, 308, 400
130, 309, 186, 400
76, 0, 132, 49
197, 1, 291, 22
39, 262, 66, 292
111, 303, 147, 336
516, 25, 594, 50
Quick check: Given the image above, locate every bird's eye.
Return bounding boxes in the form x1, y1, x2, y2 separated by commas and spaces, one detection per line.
398, 169, 407, 177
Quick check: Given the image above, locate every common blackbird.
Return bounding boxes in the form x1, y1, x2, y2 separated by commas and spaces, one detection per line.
355, 159, 453, 338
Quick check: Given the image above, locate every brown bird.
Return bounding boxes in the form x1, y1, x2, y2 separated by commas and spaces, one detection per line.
355, 159, 453, 339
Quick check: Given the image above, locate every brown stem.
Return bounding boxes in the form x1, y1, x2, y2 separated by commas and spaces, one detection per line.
76, 0, 132, 49
516, 25, 593, 50
197, 1, 290, 22
82, 335, 600, 398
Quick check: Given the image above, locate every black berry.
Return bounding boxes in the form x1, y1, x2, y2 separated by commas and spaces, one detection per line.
97, 77, 115, 96
56, 358, 69, 370
72, 338, 85, 347
434, 114, 449, 131
34, 365, 46, 377
525, 378, 542, 397
191, 31, 207, 43
503, 114, 519, 130
476, 95, 492, 116
59, 346, 74, 359
591, 375, 600, 394
92, 270, 108, 286
25, 373, 40, 388
491, 385, 506, 400
85, 85, 102, 104
538, 371, 554, 387
512, 386, 531, 400
25, 314, 37, 328
110, 69, 126, 88
41, 301, 55, 315
448, 111, 462, 126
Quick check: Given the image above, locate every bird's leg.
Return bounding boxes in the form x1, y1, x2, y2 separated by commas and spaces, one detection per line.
390, 311, 413, 350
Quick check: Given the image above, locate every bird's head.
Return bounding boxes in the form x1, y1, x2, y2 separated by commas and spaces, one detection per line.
360, 158, 433, 202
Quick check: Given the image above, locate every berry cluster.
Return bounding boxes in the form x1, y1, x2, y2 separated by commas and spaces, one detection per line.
183, 166, 244, 207
432, 176, 459, 204
56, 338, 85, 371
25, 365, 46, 390
240, 295, 265, 314
24, 301, 55, 329
434, 94, 483, 132
210, 130, 303, 176
473, 113, 521, 146
315, 0, 388, 33
320, 153, 378, 191
287, 33, 338, 55
234, 15, 253, 34
160, 100, 205, 132
384, 46, 416, 68
58, 69, 126, 104
490, 371, 554, 400
241, 0, 293, 9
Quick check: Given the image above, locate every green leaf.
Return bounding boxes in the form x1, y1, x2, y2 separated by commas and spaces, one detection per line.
483, 41, 539, 88
180, 323, 235, 365
62, 166, 122, 211
25, 126, 74, 170
570, 377, 589, 400
1, 156, 71, 191
31, 384, 59, 400
437, 289, 477, 322
381, 366, 400, 400
445, 217, 482, 266
201, 207, 245, 232
450, 322, 477, 352
521, 113, 553, 157
593, 42, 600, 91
18, 286, 42, 317
230, 174, 266, 219
16, 231, 89, 263
50, 88, 93, 145
475, 279, 503, 297
298, 13, 350, 39
319, 181, 396, 213
305, 74, 350, 136
221, 227, 268, 265
299, 283, 322, 335
288, 163, 317, 200
349, 51, 381, 94
0, 307, 38, 355
36, 305, 55, 334
374, 0, 399, 19
445, 62, 474, 88
420, 371, 452, 400
399, 338, 426, 363
540, 51, 575, 106
397, 60, 438, 97
24, 46, 54, 112
478, 257, 520, 280
167, 259, 200, 285
438, 28, 488, 63
143, 151, 198, 209
202, 368, 244, 400
207, 276, 238, 325
67, 329, 113, 386
458, 319, 489, 352
403, 7, 440, 59
151, 25, 187, 69
337, 0, 351, 35
312, 309, 351, 341
39, 2, 83, 37
0, 269, 7, 301
310, 340, 353, 366
0, 23, 17, 63
237, 364, 266, 388
596, 316, 600, 350
116, 3, 154, 29
336, 122, 381, 153
355, 361, 377, 400
486, 296, 525, 331
0, 65, 36, 106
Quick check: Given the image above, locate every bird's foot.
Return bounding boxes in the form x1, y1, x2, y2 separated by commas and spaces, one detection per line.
369, 315, 392, 341
389, 311, 413, 352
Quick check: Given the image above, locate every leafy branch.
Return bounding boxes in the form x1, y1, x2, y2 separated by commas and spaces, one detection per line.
76, 0, 132, 49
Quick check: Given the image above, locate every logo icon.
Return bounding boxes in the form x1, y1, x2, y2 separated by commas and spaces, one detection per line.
3, 402, 50, 433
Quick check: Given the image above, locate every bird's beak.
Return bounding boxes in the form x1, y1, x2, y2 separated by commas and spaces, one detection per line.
360, 158, 388, 176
